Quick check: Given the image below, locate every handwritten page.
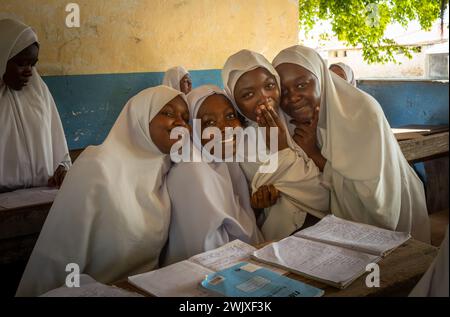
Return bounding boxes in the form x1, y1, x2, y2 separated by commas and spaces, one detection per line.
128, 260, 214, 297
189, 239, 288, 275
0, 187, 58, 209
252, 236, 380, 288
294, 215, 410, 256
41, 274, 142, 297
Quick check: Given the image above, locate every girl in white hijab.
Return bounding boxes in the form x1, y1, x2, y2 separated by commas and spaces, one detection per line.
222, 50, 330, 241
329, 62, 357, 86
273, 45, 430, 242
162, 66, 192, 94
163, 85, 264, 265
0, 19, 71, 192
16, 85, 189, 297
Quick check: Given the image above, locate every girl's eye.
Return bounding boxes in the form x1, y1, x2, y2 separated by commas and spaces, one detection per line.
204, 120, 215, 127
226, 113, 236, 120
297, 82, 307, 89
15, 61, 28, 67
266, 83, 276, 89
242, 92, 253, 99
163, 111, 174, 118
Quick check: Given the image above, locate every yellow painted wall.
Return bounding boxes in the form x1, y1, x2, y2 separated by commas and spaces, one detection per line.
0, 0, 298, 76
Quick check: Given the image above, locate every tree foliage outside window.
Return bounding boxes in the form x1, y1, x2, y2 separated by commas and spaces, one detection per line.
299, 0, 448, 64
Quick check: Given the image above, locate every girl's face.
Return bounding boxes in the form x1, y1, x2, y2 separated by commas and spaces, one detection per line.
179, 74, 192, 95
196, 94, 242, 159
233, 67, 280, 122
3, 43, 39, 91
275, 63, 321, 124
149, 95, 190, 154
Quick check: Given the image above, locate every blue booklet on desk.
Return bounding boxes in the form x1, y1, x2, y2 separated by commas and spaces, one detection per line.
200, 262, 324, 297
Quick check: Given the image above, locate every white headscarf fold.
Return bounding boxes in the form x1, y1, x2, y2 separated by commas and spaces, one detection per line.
0, 18, 71, 192
330, 62, 356, 86
163, 85, 263, 265
221, 50, 330, 240
162, 66, 189, 91
16, 85, 184, 296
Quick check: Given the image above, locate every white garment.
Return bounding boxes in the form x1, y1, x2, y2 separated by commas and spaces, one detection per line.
162, 66, 189, 92
163, 85, 264, 265
16, 85, 184, 297
329, 62, 356, 86
222, 50, 330, 241
410, 226, 449, 297
0, 19, 71, 192
273, 45, 430, 242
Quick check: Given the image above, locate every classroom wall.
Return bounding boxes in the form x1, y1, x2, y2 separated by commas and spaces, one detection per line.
1, 0, 299, 149
1, 0, 298, 75
357, 80, 449, 127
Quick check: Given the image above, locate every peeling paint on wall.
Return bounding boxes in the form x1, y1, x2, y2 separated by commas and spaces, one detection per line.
0, 0, 299, 76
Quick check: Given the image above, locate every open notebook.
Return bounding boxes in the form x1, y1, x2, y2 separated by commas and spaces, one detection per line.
251, 215, 411, 289
128, 239, 287, 297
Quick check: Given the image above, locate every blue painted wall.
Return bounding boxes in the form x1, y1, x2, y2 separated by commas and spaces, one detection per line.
42, 69, 222, 149
43, 72, 448, 151
357, 79, 449, 183
357, 80, 449, 127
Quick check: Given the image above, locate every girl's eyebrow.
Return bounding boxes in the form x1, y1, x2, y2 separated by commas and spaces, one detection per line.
236, 85, 253, 93
201, 113, 216, 120
295, 75, 309, 81
161, 105, 174, 112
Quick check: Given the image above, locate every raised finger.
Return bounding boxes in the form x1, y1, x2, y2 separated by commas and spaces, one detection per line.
260, 105, 276, 127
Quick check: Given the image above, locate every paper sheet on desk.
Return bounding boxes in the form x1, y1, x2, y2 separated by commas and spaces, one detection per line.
189, 239, 288, 275
0, 187, 58, 209
128, 260, 214, 297
253, 237, 380, 288
392, 128, 431, 134
41, 274, 142, 297
127, 240, 288, 297
295, 215, 411, 256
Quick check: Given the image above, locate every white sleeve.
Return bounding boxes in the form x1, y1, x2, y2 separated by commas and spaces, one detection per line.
251, 148, 330, 216
327, 165, 401, 231
251, 148, 331, 240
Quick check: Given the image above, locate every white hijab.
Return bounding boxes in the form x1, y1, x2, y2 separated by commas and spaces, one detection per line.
221, 50, 330, 240
0, 18, 71, 192
16, 85, 184, 297
410, 226, 449, 297
329, 62, 356, 86
273, 45, 429, 241
163, 85, 264, 265
162, 66, 189, 92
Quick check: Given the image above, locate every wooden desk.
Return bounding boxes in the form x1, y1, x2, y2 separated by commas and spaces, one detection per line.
114, 239, 438, 297
398, 132, 449, 163
0, 188, 57, 265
